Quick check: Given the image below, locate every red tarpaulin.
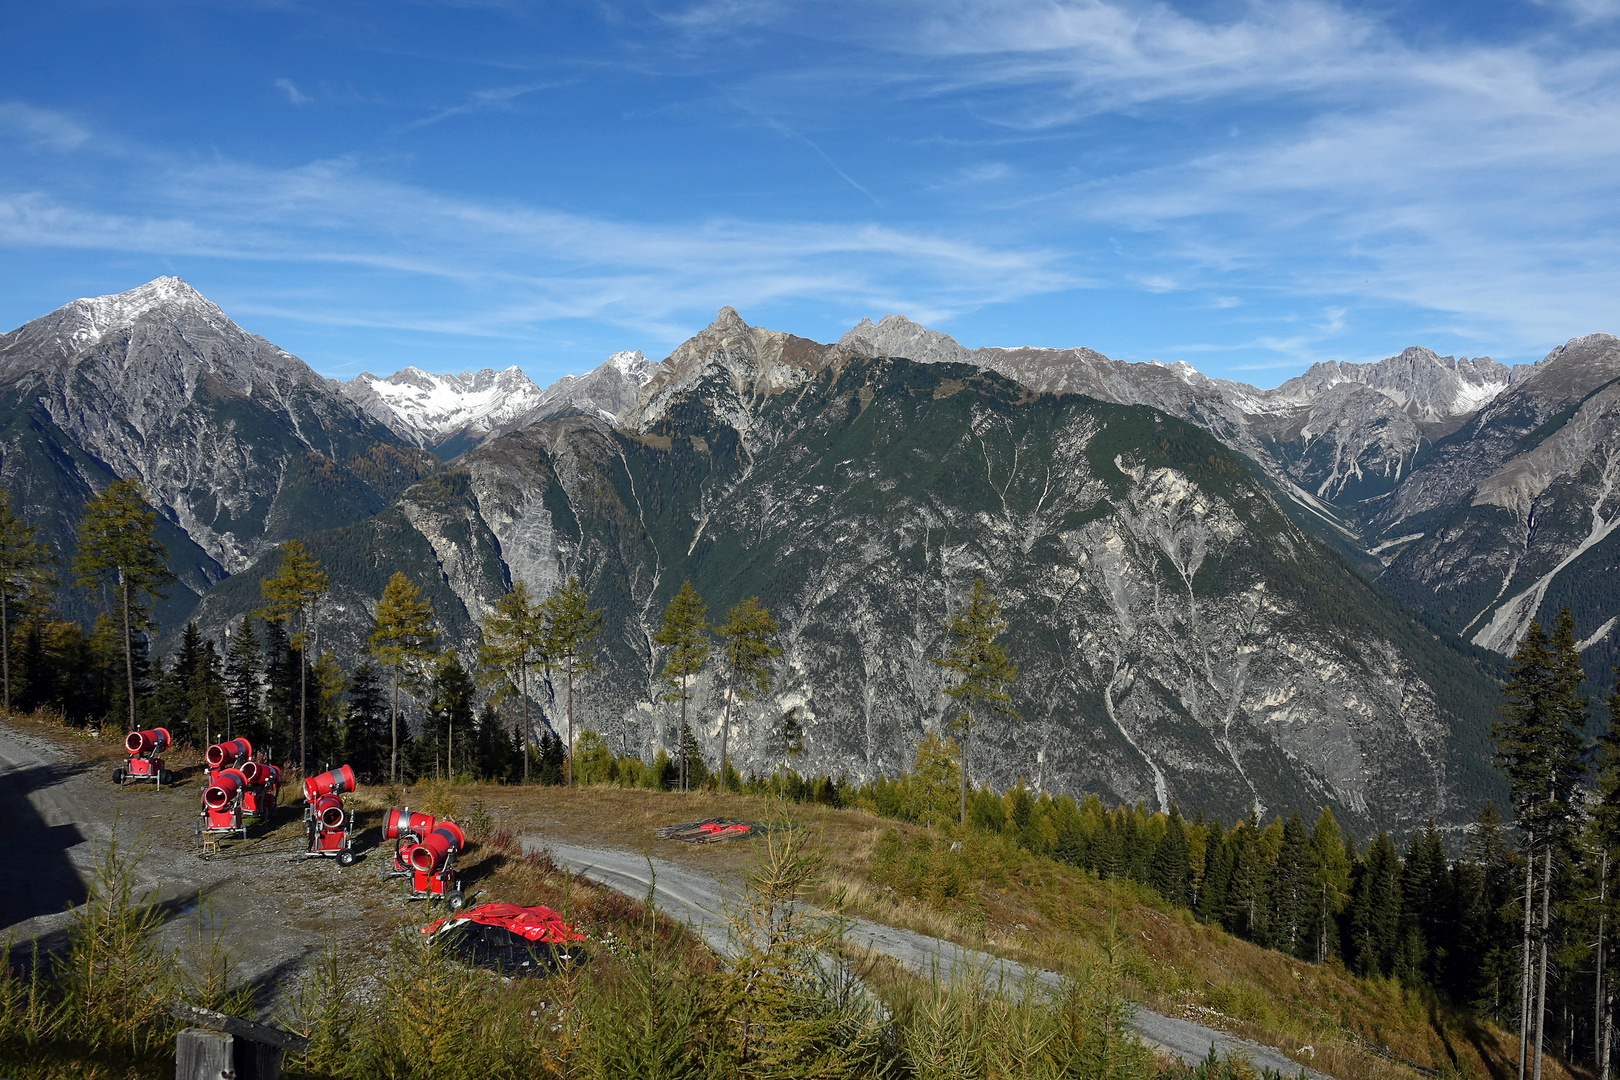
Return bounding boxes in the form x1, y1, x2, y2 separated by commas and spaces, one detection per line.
421, 902, 586, 944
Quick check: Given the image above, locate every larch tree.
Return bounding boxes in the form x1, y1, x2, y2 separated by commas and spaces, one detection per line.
366, 571, 438, 783
1495, 609, 1588, 1080
716, 596, 780, 791
71, 479, 175, 732
539, 575, 601, 786
653, 580, 709, 792
478, 579, 546, 784
0, 489, 54, 715
256, 539, 328, 777
930, 577, 1018, 824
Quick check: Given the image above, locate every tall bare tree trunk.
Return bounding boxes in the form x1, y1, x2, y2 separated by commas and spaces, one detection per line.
298, 608, 308, 778
1535, 845, 1554, 1080
390, 668, 399, 783
679, 671, 689, 792
1521, 837, 1536, 1080
566, 668, 574, 787
1599, 849, 1609, 1078
122, 574, 136, 731
521, 663, 530, 785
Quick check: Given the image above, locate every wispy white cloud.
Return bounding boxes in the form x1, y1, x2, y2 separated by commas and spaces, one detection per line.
0, 102, 91, 152
274, 78, 313, 106
0, 132, 1071, 341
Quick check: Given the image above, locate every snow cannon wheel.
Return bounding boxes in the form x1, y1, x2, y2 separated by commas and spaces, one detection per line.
448, 890, 465, 911
158, 769, 174, 786
337, 849, 356, 867
112, 768, 125, 785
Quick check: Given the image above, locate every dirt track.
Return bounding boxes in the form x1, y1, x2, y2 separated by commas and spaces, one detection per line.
531, 838, 1326, 1078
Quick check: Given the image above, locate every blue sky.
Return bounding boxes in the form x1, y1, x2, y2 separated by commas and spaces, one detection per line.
2, 1, 1618, 387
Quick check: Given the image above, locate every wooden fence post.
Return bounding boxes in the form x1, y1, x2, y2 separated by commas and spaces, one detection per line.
171, 1002, 309, 1080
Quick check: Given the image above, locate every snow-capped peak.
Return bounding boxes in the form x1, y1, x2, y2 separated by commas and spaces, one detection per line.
341, 365, 544, 449
607, 349, 658, 385
59, 276, 224, 352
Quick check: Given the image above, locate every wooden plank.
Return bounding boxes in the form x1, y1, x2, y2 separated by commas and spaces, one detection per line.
170, 1002, 310, 1054
175, 1027, 231, 1080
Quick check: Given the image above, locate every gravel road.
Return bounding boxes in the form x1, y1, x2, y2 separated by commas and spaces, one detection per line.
531, 838, 1326, 1079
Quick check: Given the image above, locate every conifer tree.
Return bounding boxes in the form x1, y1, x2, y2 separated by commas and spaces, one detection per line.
478, 579, 545, 784
72, 479, 174, 732
1149, 805, 1191, 907
1269, 812, 1313, 958
0, 489, 54, 715
427, 653, 476, 779
343, 661, 389, 781
256, 539, 328, 777
1591, 677, 1620, 1075
539, 575, 601, 786
653, 581, 709, 792
931, 577, 1018, 825
716, 596, 780, 792
366, 572, 438, 783
1349, 833, 1404, 978
223, 616, 260, 743
1496, 610, 1588, 1080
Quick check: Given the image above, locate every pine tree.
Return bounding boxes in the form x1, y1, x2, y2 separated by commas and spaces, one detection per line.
71, 479, 174, 732
1349, 833, 1404, 978
715, 596, 780, 792
653, 581, 709, 793
256, 539, 328, 777
1403, 820, 1453, 987
478, 580, 546, 784
343, 661, 389, 782
223, 616, 260, 744
1496, 610, 1588, 1080
539, 575, 601, 786
366, 572, 439, 783
931, 577, 1018, 825
0, 489, 54, 715
1149, 805, 1191, 907
1269, 812, 1313, 958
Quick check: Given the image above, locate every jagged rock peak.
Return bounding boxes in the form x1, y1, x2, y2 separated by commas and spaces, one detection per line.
606, 349, 658, 383
66, 276, 222, 333
840, 314, 971, 365
712, 306, 748, 332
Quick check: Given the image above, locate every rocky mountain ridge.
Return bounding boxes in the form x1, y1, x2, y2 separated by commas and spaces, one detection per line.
186, 306, 1504, 835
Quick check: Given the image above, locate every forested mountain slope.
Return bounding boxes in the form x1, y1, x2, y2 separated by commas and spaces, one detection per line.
191, 308, 1505, 833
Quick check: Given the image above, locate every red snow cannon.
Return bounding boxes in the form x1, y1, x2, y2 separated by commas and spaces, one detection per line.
404, 820, 465, 908
205, 738, 253, 771
384, 808, 436, 877
303, 765, 355, 804
115, 727, 172, 788
196, 767, 250, 851
301, 764, 357, 865
239, 761, 281, 819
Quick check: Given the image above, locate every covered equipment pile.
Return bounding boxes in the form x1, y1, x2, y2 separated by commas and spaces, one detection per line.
421, 903, 586, 975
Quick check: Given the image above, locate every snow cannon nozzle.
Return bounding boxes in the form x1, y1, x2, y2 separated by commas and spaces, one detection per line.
124, 728, 170, 757
204, 768, 247, 811
205, 738, 252, 769
385, 808, 435, 840
408, 821, 465, 873
303, 765, 355, 803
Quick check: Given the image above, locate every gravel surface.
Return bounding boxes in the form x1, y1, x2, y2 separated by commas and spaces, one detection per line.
532, 837, 1328, 1079
0, 723, 397, 1010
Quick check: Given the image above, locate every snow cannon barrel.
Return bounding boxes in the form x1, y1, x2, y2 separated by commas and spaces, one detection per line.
408, 821, 465, 873
205, 738, 253, 770
385, 808, 435, 840
248, 762, 282, 789
204, 768, 248, 811
124, 727, 170, 756
314, 795, 346, 830
303, 765, 356, 803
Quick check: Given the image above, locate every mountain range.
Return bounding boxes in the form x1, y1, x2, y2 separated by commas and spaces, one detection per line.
6, 277, 1617, 833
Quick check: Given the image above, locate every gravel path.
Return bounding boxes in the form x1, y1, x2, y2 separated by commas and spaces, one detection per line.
532, 837, 1327, 1079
